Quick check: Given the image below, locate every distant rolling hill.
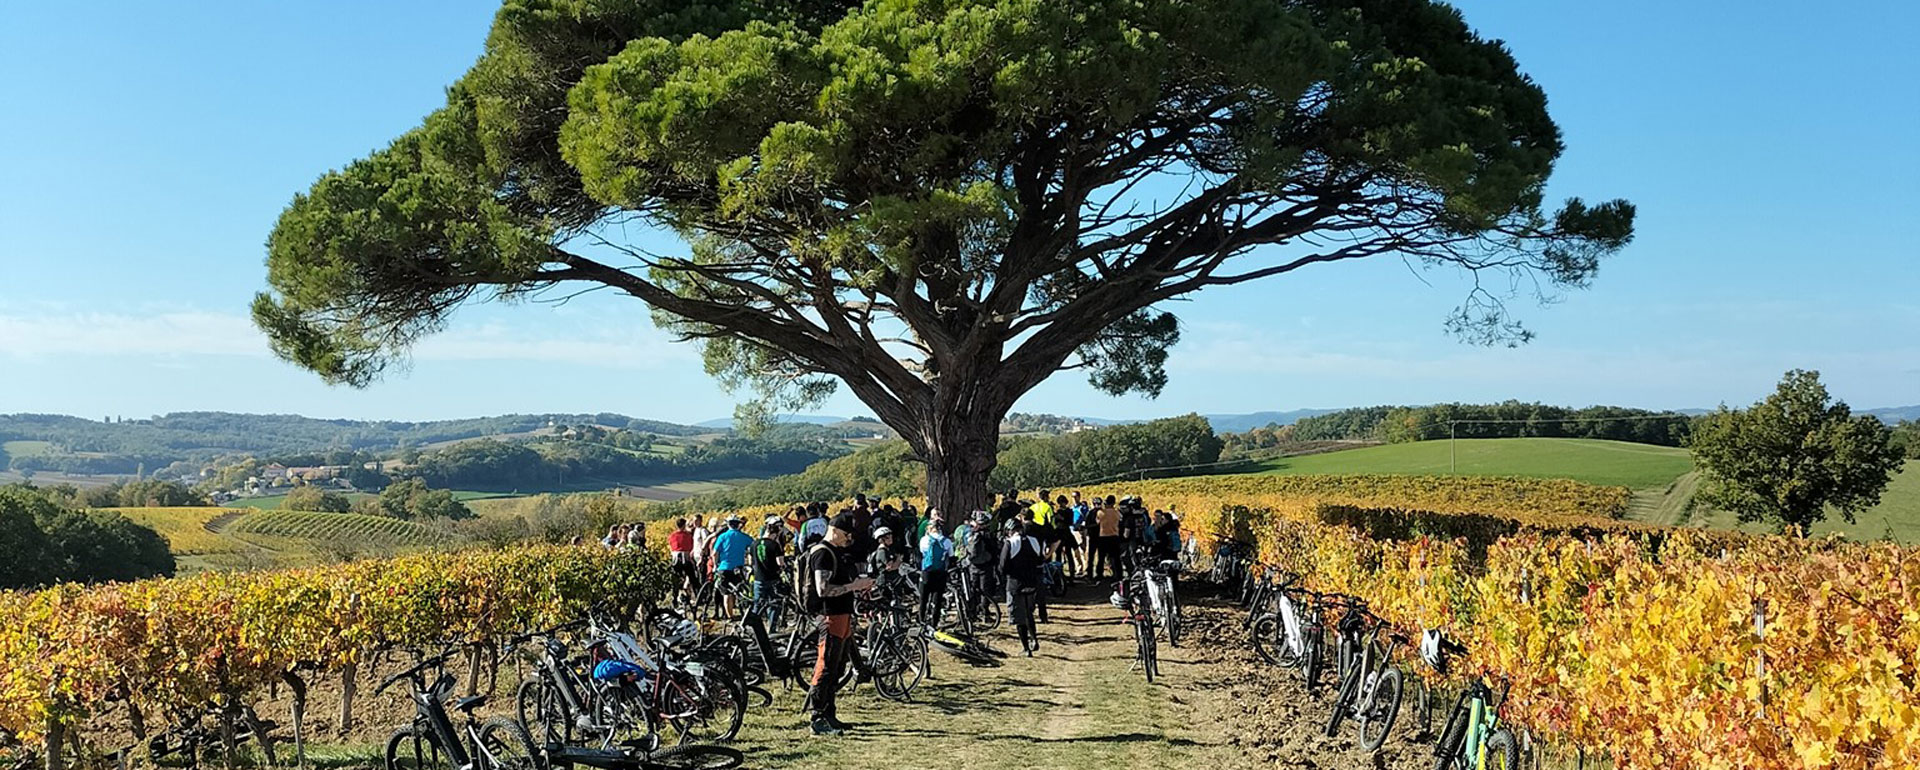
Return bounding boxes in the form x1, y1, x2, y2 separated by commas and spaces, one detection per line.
1202, 409, 1342, 433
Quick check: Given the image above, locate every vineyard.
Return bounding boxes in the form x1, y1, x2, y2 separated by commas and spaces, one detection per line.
6, 474, 1916, 769
226, 510, 449, 548
0, 545, 668, 764
106, 508, 254, 556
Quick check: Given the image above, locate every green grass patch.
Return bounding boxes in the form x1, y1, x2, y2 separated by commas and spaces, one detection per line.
1250, 437, 1694, 489
1, 440, 54, 457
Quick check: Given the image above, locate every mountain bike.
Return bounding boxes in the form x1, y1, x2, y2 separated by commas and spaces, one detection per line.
1431, 678, 1519, 770
1323, 604, 1404, 752
1115, 578, 1159, 682
1139, 552, 1183, 647
378, 647, 540, 770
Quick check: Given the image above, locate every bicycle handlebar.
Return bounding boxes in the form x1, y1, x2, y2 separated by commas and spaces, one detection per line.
374, 647, 456, 695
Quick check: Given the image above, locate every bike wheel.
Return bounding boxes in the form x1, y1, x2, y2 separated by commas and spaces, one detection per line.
1165, 591, 1182, 648
1324, 664, 1360, 737
1430, 699, 1470, 770
675, 672, 746, 744
1482, 729, 1520, 770
477, 716, 541, 770
1300, 630, 1324, 694
1357, 668, 1404, 752
1250, 615, 1286, 666
868, 633, 915, 701
641, 744, 746, 770
385, 725, 448, 770
516, 678, 568, 746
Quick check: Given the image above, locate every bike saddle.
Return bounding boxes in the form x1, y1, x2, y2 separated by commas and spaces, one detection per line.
451, 695, 488, 713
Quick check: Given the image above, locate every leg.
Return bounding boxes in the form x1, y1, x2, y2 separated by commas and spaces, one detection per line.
809, 614, 852, 727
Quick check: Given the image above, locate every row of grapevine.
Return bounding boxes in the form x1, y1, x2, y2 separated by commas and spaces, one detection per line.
227, 509, 449, 546
0, 545, 668, 745
1194, 500, 1917, 770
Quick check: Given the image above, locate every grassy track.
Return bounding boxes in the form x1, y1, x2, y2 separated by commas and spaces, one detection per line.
1250, 437, 1694, 489
730, 587, 1232, 769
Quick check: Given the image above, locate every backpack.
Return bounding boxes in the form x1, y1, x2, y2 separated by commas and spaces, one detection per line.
1004, 536, 1043, 581
797, 543, 839, 614
967, 528, 1000, 567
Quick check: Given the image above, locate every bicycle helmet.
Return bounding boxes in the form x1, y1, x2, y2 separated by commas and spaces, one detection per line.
1420, 629, 1445, 670
661, 618, 700, 649
1108, 589, 1129, 609
873, 526, 894, 539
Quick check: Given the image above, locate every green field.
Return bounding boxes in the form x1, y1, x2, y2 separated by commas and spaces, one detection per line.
1250, 438, 1920, 543
1670, 460, 1920, 542
1251, 437, 1695, 489
1, 440, 55, 457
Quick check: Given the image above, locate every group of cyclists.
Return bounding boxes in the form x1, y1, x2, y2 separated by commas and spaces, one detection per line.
654, 490, 1187, 736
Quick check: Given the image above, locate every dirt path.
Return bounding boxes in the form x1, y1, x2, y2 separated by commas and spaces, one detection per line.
731, 583, 1236, 769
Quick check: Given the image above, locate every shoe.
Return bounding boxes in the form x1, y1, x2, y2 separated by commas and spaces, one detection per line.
827, 716, 854, 731
811, 719, 844, 736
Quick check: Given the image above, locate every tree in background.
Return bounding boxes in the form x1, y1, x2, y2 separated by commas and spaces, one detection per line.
0, 488, 57, 588
255, 0, 1633, 516
283, 486, 353, 513
0, 486, 175, 588
1690, 370, 1904, 535
1891, 421, 1920, 460
376, 479, 475, 521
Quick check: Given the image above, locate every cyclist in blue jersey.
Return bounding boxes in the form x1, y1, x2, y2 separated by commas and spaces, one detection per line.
711, 515, 755, 616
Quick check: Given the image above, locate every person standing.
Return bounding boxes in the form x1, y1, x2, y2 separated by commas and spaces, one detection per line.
1000, 520, 1045, 655
964, 510, 1000, 620
802, 514, 874, 736
751, 518, 789, 628
800, 504, 829, 547
1095, 498, 1123, 579
918, 521, 954, 626
711, 516, 754, 616
692, 517, 714, 578
667, 518, 696, 601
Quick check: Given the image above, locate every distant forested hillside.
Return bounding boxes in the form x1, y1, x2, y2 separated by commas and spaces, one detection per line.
0, 412, 710, 473
1288, 402, 1695, 446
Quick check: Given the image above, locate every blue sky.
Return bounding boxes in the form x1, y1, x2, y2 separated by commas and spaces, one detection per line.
1, 0, 1915, 423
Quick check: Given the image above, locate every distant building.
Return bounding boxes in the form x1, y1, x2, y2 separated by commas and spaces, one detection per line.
262, 464, 289, 481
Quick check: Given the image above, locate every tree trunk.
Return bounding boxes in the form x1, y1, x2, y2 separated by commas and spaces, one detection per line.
918, 401, 1003, 521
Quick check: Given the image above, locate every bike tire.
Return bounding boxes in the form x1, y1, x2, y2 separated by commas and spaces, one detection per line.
1250, 615, 1287, 666
477, 716, 541, 770
641, 744, 746, 770
1324, 664, 1360, 737
516, 678, 569, 746
1300, 630, 1324, 694
1357, 667, 1403, 752
1482, 728, 1520, 770
681, 671, 746, 743
1165, 591, 1182, 648
384, 725, 447, 770
1411, 677, 1434, 741
1430, 697, 1470, 770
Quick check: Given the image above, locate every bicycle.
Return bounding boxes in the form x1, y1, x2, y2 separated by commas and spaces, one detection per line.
1323, 604, 1404, 752
378, 647, 540, 770
690, 571, 754, 624
1113, 578, 1159, 682
1431, 678, 1519, 770
1138, 550, 1183, 647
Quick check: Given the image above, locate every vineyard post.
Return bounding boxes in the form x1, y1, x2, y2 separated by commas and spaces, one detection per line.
42, 711, 63, 770
336, 661, 357, 738
1450, 422, 1457, 474
282, 670, 309, 769
1753, 596, 1768, 718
